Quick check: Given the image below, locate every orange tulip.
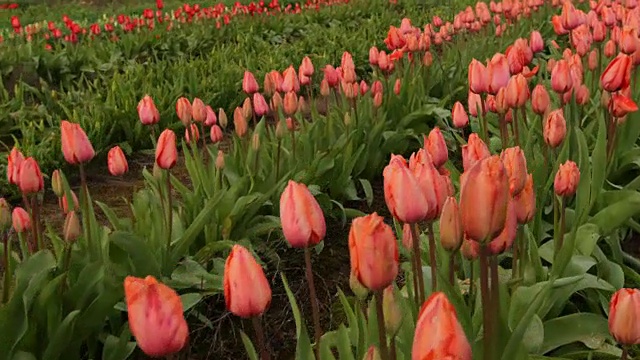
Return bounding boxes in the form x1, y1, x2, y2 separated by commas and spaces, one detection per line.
439, 197, 463, 251
468, 91, 484, 117
592, 21, 607, 42
530, 30, 544, 53
224, 245, 272, 318
349, 213, 399, 292
619, 27, 638, 55
63, 210, 81, 243
279, 180, 326, 248
107, 146, 128, 176
412, 292, 472, 360
554, 160, 580, 197
383, 155, 431, 224
155, 129, 177, 169
283, 91, 298, 116
500, 146, 527, 196
191, 97, 207, 123
560, 1, 583, 30
124, 276, 189, 357
60, 120, 95, 165
7, 147, 24, 186
468, 58, 489, 94
460, 156, 509, 242
409, 149, 448, 219
300, 56, 314, 77
608, 288, 640, 345
610, 93, 639, 118
461, 133, 491, 172
210, 125, 223, 143
17, 157, 43, 194
452, 101, 469, 128
505, 74, 529, 109
175, 97, 192, 126
242, 70, 259, 95
575, 84, 590, 106
543, 109, 566, 149
531, 84, 550, 116
424, 127, 448, 168
487, 53, 510, 94
233, 107, 248, 137
601, 53, 632, 92
137, 95, 160, 125
550, 59, 573, 94
59, 191, 79, 214
12, 207, 31, 233
281, 66, 300, 93
487, 198, 517, 255
514, 174, 535, 224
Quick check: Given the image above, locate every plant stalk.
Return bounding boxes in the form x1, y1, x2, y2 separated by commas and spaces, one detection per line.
427, 222, 438, 293
621, 347, 628, 360
275, 139, 282, 180
449, 252, 456, 286
375, 291, 390, 360
410, 223, 425, 304
30, 196, 43, 251
304, 247, 322, 358
79, 163, 94, 257
251, 316, 270, 360
490, 254, 500, 355
479, 244, 493, 360
2, 231, 10, 303
165, 171, 173, 254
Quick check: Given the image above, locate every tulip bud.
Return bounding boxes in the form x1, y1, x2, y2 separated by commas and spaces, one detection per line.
253, 93, 269, 117
363, 346, 381, 360
51, 170, 64, 197
554, 160, 580, 197
242, 97, 253, 120
218, 108, 228, 128
588, 49, 598, 71
543, 109, 566, 148
575, 84, 590, 105
468, 58, 489, 94
215, 150, 225, 170
531, 84, 550, 116
233, 107, 248, 138
204, 105, 217, 126
224, 245, 272, 318
601, 53, 632, 92
373, 92, 383, 108
487, 198, 517, 254
500, 146, 527, 196
320, 79, 330, 97
59, 191, 79, 214
460, 156, 509, 243
424, 127, 448, 168
349, 213, 399, 292
461, 133, 491, 172
461, 238, 479, 261
382, 286, 402, 336
191, 97, 207, 123
402, 223, 414, 252
530, 30, 544, 53
0, 198, 11, 230
18, 157, 44, 194
155, 129, 177, 170
349, 271, 369, 301
7, 147, 25, 186
175, 97, 192, 126
242, 71, 259, 95
514, 174, 535, 224
495, 87, 509, 115
409, 149, 448, 219
107, 146, 128, 176
468, 91, 484, 117
610, 93, 639, 119
487, 53, 510, 94
383, 155, 431, 224
137, 95, 160, 125
297, 96, 310, 115
451, 101, 469, 128
279, 181, 326, 248
344, 112, 352, 127
283, 91, 298, 116
12, 207, 31, 233
550, 59, 573, 94
505, 74, 529, 109
60, 120, 95, 165
63, 211, 81, 242
608, 288, 640, 346
423, 51, 434, 66
393, 79, 401, 95
439, 197, 463, 251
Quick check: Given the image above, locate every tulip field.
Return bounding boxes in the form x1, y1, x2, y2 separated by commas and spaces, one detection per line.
3, 0, 640, 358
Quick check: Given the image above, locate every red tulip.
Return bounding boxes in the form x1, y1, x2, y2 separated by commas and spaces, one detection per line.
18, 157, 44, 194
224, 245, 272, 318
610, 93, 639, 118
279, 180, 326, 248
601, 53, 632, 92
242, 71, 259, 95
137, 95, 160, 125
60, 120, 95, 165
608, 288, 640, 345
155, 129, 177, 169
12, 207, 31, 233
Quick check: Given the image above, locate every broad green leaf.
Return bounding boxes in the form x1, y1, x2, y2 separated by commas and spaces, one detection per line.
540, 313, 612, 354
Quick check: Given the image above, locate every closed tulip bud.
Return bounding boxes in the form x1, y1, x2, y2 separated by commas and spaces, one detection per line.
191, 98, 207, 123
175, 97, 192, 125
409, 150, 448, 219
425, 128, 448, 167
283, 91, 298, 116
215, 150, 225, 170
224, 245, 272, 318
461, 133, 491, 172
487, 53, 510, 94
137, 95, 160, 125
242, 71, 259, 95
394, 79, 401, 95
363, 346, 381, 360
451, 101, 469, 128
63, 210, 81, 242
551, 59, 573, 94
349, 213, 399, 292
500, 146, 527, 196
461, 238, 479, 261
263, 72, 276, 97
593, 21, 606, 42
252, 93, 269, 117
554, 160, 580, 197
530, 30, 544, 53
514, 174, 535, 224
588, 49, 598, 71
601, 53, 632, 92
439, 197, 463, 251
487, 198, 517, 254
611, 93, 639, 118
495, 87, 510, 115
468, 58, 489, 94
505, 74, 529, 109
619, 27, 637, 55
412, 292, 472, 360
59, 191, 79, 214
210, 125, 223, 143
107, 146, 128, 176
242, 97, 253, 120
320, 79, 331, 97
60, 120, 95, 165
372, 80, 385, 96
575, 84, 590, 105
349, 271, 369, 301
604, 40, 617, 58
543, 109, 566, 148
233, 107, 248, 137
531, 84, 550, 115
270, 92, 283, 113
0, 198, 10, 230
12, 207, 31, 233
204, 105, 217, 126
298, 96, 309, 115
218, 108, 228, 128
287, 117, 297, 131
300, 56, 314, 76
279, 181, 326, 248
402, 223, 414, 252
608, 288, 640, 345
383, 155, 431, 223
468, 91, 484, 117
18, 157, 43, 194
7, 147, 24, 186
460, 156, 509, 242
369, 46, 379, 66
124, 276, 189, 356
423, 51, 434, 66
155, 129, 177, 169
383, 286, 403, 336
373, 92, 383, 108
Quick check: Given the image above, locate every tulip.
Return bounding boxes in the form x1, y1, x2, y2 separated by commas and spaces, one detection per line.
409, 149, 448, 219
530, 30, 544, 53
468, 58, 489, 94
608, 288, 640, 346
468, 91, 484, 117
514, 174, 535, 224
18, 157, 43, 194
349, 271, 369, 301
452, 101, 469, 128
543, 109, 567, 149
554, 160, 580, 197
224, 245, 272, 318
0, 199, 10, 230
619, 27, 638, 55
487, 53, 510, 94
364, 346, 382, 360
610, 94, 639, 118
218, 108, 228, 128
242, 98, 253, 120
263, 72, 278, 96
505, 74, 529, 109
242, 71, 259, 95
107, 146, 128, 176
210, 125, 223, 143
550, 59, 573, 94
155, 129, 177, 169
253, 93, 269, 117
300, 56, 314, 77
575, 85, 590, 106
487, 198, 517, 255
439, 197, 462, 251
531, 84, 550, 115
402, 223, 414, 252
191, 97, 207, 123
7, 147, 24, 186
500, 146, 527, 196
60, 121, 95, 165
204, 105, 217, 126
215, 150, 225, 170
137, 95, 160, 125
412, 292, 472, 360
601, 53, 632, 92
424, 127, 448, 168
12, 207, 31, 233
281, 66, 299, 93
460, 156, 509, 242
233, 107, 248, 137
461, 238, 479, 260
279, 181, 326, 248
283, 91, 298, 116
124, 276, 189, 357
63, 211, 81, 243
394, 79, 401, 95
461, 133, 491, 172
175, 97, 192, 126
383, 155, 431, 224
383, 285, 402, 336
349, 213, 399, 292
604, 40, 617, 58
59, 191, 79, 214
51, 170, 64, 197
495, 87, 509, 115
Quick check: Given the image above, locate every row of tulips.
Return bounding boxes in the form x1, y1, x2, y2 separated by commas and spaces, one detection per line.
3, 0, 640, 358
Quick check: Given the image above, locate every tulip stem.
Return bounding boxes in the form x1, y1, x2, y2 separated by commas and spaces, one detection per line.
558, 197, 566, 253
30, 196, 43, 252
513, 108, 520, 147
389, 337, 397, 360
304, 247, 322, 358
17, 232, 29, 260
200, 123, 207, 161
251, 316, 270, 360
22, 194, 37, 253
411, 223, 425, 304
621, 347, 628, 360
427, 222, 438, 293
448, 253, 456, 287
374, 291, 390, 360
479, 245, 493, 360
275, 139, 282, 180
2, 231, 11, 303
79, 163, 94, 258
165, 171, 173, 254
490, 255, 500, 354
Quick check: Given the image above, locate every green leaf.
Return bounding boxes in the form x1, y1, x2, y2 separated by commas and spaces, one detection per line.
359, 178, 374, 206
540, 313, 612, 354
589, 116, 607, 211
240, 330, 259, 360
589, 191, 640, 235
109, 231, 162, 278
523, 314, 544, 354
280, 274, 314, 360
180, 293, 203, 312
102, 331, 136, 360
42, 310, 81, 360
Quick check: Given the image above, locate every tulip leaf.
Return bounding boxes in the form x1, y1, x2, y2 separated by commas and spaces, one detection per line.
102, 331, 136, 360
239, 331, 259, 360
574, 224, 601, 257
522, 314, 544, 354
589, 191, 640, 236
540, 313, 612, 355
179, 293, 203, 313
42, 310, 81, 360
281, 274, 314, 360
589, 117, 607, 211
335, 325, 355, 360
109, 231, 161, 278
